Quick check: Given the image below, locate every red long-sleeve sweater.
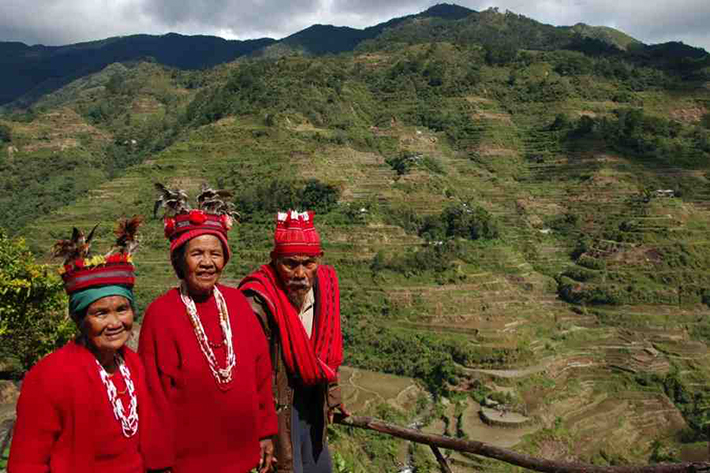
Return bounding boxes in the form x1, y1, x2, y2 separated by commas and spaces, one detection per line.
138, 284, 278, 473
9, 342, 148, 473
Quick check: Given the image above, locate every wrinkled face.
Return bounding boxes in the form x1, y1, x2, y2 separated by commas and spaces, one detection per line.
274, 254, 319, 309
184, 234, 225, 297
82, 295, 134, 355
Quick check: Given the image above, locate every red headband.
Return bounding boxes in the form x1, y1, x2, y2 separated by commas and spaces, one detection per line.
60, 254, 135, 294
271, 210, 322, 257
164, 210, 233, 260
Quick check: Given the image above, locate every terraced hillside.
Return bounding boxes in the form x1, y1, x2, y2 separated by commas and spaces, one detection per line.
2, 11, 710, 472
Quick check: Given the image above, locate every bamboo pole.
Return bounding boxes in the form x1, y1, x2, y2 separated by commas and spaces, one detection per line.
336, 415, 710, 473
429, 445, 452, 473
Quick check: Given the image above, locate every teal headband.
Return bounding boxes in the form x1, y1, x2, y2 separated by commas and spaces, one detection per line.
69, 285, 136, 317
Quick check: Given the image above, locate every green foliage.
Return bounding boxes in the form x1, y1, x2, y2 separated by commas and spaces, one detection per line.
552, 50, 594, 76
0, 149, 106, 231
346, 325, 459, 397
386, 151, 444, 176
370, 241, 461, 277
105, 73, 128, 96
420, 203, 499, 242
634, 371, 710, 441
409, 442, 438, 471
566, 108, 710, 169
0, 123, 11, 143
485, 43, 518, 66
0, 442, 8, 469
235, 178, 340, 221
300, 179, 341, 214
0, 231, 73, 372
649, 440, 680, 463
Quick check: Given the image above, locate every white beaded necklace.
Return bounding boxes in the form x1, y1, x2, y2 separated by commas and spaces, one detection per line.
179, 283, 236, 386
96, 353, 139, 438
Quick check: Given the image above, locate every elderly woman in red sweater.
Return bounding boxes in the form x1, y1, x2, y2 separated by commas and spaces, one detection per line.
139, 184, 277, 473
9, 218, 150, 473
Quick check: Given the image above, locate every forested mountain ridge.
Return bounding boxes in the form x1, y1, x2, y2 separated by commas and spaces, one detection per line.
2, 3, 709, 108
2, 3, 710, 471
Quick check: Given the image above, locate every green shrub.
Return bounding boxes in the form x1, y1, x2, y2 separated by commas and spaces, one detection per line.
347, 326, 459, 397
577, 254, 606, 270
421, 203, 499, 242
0, 231, 74, 372
0, 123, 11, 143
235, 178, 341, 220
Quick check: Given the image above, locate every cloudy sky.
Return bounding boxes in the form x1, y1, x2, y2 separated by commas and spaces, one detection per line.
2, 0, 709, 52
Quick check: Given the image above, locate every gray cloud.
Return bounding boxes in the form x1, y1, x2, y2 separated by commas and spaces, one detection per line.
0, 0, 708, 52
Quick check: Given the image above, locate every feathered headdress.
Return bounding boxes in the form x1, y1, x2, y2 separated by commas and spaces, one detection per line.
54, 217, 143, 294
52, 224, 99, 265
155, 182, 239, 260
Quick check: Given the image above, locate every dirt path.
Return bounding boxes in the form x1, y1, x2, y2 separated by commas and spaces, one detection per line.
461, 357, 553, 378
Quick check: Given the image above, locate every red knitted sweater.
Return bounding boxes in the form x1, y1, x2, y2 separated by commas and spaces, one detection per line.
9, 342, 148, 473
138, 284, 278, 473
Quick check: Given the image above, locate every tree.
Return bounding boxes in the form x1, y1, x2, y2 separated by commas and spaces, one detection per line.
0, 231, 74, 372
484, 43, 518, 66
0, 123, 11, 143
299, 179, 340, 214
105, 73, 125, 95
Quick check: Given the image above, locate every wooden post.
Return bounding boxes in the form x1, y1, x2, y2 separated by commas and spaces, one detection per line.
336, 415, 710, 473
430, 445, 452, 473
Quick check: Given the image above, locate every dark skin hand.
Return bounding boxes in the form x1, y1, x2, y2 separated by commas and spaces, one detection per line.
259, 438, 276, 473
328, 403, 351, 425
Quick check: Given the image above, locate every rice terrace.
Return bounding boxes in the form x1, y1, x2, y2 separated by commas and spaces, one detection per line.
2, 3, 710, 472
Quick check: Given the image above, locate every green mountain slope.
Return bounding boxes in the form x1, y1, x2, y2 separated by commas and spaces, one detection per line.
568, 23, 643, 51
5, 3, 710, 109
0, 33, 274, 107
3, 7, 710, 471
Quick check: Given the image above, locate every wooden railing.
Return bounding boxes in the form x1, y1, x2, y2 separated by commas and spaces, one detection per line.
337, 415, 710, 473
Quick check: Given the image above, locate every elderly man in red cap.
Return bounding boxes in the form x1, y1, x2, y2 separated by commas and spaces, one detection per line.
240, 210, 348, 473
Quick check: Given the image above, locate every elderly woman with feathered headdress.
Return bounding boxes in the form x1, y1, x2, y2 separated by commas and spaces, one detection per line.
9, 217, 151, 473
138, 184, 277, 473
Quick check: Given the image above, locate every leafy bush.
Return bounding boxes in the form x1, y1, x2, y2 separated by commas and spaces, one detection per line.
484, 42, 518, 65
421, 203, 499, 241
235, 178, 341, 220
370, 242, 460, 277
299, 179, 341, 214
0, 123, 11, 143
565, 108, 710, 169
346, 325, 459, 396
0, 231, 73, 372
386, 151, 445, 176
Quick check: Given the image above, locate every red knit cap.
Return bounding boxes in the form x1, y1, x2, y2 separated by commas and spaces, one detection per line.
61, 256, 135, 294
271, 210, 322, 257
164, 210, 233, 261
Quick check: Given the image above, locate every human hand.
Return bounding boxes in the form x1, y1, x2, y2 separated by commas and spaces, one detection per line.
328, 403, 351, 424
259, 438, 275, 473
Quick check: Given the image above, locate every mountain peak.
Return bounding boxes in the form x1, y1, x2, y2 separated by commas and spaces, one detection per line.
420, 3, 475, 20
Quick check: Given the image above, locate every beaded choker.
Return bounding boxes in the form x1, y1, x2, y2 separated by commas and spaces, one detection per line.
96, 353, 139, 438
179, 283, 236, 388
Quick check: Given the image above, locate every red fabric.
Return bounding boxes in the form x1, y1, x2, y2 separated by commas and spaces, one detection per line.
9, 342, 149, 473
272, 210, 322, 257
62, 262, 135, 294
138, 284, 277, 473
166, 212, 232, 261
239, 264, 343, 385
168, 229, 231, 261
